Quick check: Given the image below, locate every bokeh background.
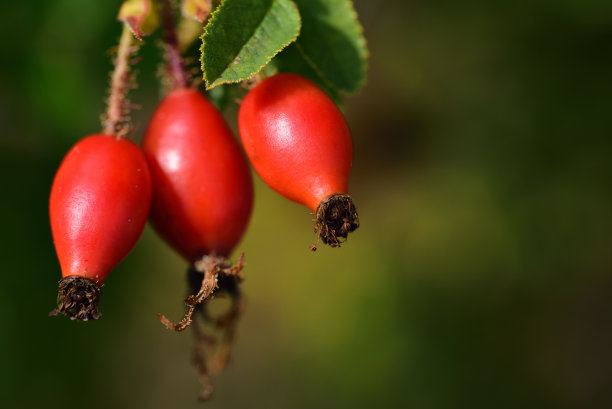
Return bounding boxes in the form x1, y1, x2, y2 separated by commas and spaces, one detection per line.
1, 0, 612, 408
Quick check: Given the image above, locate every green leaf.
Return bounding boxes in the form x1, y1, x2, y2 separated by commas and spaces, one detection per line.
117, 0, 159, 40
271, 43, 341, 105
293, 0, 368, 93
201, 0, 301, 89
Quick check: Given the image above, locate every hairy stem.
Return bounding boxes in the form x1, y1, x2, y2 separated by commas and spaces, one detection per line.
161, 0, 188, 90
103, 25, 140, 137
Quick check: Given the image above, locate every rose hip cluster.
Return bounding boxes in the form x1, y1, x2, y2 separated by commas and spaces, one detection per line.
49, 73, 359, 321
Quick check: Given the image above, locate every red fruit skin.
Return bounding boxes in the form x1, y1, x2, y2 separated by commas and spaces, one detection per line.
238, 73, 353, 212
49, 134, 152, 285
142, 88, 253, 262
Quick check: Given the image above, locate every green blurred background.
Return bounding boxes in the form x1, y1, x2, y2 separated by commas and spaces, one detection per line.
1, 0, 612, 408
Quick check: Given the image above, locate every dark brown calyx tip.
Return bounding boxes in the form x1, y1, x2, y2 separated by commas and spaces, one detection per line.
50, 276, 102, 321
315, 193, 360, 248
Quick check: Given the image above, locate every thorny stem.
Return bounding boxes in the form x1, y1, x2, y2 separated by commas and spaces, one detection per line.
103, 25, 140, 137
161, 0, 189, 90
157, 254, 245, 331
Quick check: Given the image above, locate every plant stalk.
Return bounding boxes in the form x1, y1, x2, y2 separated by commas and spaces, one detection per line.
162, 0, 189, 90
103, 24, 139, 138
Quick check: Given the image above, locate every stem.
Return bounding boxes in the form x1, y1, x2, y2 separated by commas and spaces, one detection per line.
103, 25, 140, 137
161, 0, 188, 90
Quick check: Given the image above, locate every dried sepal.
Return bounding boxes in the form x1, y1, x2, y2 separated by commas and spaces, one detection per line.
314, 194, 359, 248
156, 254, 245, 332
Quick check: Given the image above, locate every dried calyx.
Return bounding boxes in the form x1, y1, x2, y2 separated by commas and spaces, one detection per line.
50, 276, 102, 321
157, 254, 244, 332
156, 255, 245, 401
314, 193, 360, 249
189, 265, 244, 401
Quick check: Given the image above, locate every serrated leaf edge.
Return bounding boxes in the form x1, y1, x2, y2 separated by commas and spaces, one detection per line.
200, 0, 302, 90
347, 0, 370, 93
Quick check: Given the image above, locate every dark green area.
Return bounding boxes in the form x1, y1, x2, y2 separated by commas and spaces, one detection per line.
1, 0, 612, 408
292, 0, 367, 93
271, 43, 342, 103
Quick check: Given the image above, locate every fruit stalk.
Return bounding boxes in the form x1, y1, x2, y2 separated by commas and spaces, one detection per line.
103, 24, 140, 137
161, 0, 188, 90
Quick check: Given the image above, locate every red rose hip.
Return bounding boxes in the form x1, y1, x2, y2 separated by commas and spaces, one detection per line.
142, 88, 253, 331
142, 88, 253, 262
238, 73, 359, 248
49, 134, 152, 320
